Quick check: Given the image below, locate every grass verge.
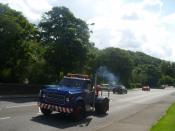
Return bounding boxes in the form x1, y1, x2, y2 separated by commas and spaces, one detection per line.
150, 102, 175, 131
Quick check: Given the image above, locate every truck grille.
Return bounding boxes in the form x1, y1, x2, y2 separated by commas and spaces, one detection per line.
45, 93, 65, 105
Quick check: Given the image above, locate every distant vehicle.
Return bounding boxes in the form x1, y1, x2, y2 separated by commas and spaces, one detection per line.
142, 85, 150, 91
112, 85, 127, 94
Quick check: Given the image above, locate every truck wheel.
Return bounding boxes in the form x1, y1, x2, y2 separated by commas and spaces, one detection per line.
40, 108, 52, 115
72, 102, 85, 121
95, 98, 109, 114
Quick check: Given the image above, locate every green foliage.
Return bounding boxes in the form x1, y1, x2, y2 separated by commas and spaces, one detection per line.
129, 83, 141, 89
151, 103, 175, 131
28, 61, 57, 84
132, 64, 161, 87
84, 46, 99, 74
129, 51, 162, 67
160, 61, 175, 78
0, 4, 175, 87
96, 47, 133, 87
39, 7, 93, 80
159, 75, 174, 86
0, 4, 39, 83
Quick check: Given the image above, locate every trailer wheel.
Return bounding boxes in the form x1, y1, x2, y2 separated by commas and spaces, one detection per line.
95, 98, 109, 114
40, 108, 52, 115
72, 102, 85, 121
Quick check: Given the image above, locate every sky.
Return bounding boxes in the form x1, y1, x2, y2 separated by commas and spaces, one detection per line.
1, 0, 175, 61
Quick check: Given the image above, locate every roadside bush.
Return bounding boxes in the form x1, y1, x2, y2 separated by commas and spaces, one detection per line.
129, 83, 141, 89
28, 62, 57, 84
159, 75, 174, 86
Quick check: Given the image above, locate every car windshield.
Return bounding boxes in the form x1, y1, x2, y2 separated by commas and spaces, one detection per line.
112, 85, 125, 89
59, 78, 86, 88
121, 86, 125, 89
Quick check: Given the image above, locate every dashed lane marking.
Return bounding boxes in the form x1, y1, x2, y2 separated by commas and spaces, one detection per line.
0, 117, 11, 120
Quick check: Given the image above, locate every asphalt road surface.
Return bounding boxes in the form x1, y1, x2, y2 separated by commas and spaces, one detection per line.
0, 87, 175, 131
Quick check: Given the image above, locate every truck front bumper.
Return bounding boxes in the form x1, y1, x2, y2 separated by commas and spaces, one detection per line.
38, 102, 73, 113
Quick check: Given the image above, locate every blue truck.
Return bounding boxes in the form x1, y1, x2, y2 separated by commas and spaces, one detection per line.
38, 73, 109, 120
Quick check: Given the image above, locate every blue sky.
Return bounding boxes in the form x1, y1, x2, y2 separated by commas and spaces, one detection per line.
1, 0, 175, 62
162, 0, 175, 15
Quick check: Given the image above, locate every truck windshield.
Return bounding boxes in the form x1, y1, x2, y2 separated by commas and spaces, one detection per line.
59, 78, 86, 88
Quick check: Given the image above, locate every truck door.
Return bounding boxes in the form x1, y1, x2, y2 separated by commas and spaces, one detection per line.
84, 81, 94, 105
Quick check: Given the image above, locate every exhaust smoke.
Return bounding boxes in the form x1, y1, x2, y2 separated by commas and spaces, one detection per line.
96, 66, 119, 85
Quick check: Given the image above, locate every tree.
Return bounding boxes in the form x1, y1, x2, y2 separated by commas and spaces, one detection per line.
0, 4, 40, 83
159, 75, 174, 86
160, 61, 175, 78
132, 64, 161, 87
96, 48, 133, 87
131, 52, 162, 67
39, 6, 92, 80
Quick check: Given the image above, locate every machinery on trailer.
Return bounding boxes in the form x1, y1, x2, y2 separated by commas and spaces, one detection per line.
38, 73, 109, 120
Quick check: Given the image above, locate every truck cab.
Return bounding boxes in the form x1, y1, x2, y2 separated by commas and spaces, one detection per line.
38, 74, 109, 120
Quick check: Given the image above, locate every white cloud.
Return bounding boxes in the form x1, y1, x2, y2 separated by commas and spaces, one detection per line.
1, 0, 175, 61
1, 0, 52, 23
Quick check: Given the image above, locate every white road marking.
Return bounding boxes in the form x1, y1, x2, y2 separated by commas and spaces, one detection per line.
0, 117, 11, 120
6, 103, 36, 109
37, 107, 42, 114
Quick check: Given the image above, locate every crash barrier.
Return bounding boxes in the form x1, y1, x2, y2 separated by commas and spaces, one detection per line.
0, 83, 42, 95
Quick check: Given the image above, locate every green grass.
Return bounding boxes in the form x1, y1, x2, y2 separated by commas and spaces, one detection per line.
151, 103, 175, 131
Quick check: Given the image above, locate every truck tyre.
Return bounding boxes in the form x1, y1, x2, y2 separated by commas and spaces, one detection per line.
72, 102, 85, 121
95, 98, 109, 114
40, 108, 52, 116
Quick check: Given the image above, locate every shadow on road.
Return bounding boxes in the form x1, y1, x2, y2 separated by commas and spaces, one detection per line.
31, 113, 92, 129
31, 112, 108, 129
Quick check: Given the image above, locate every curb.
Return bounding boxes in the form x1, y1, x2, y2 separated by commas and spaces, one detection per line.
0, 95, 38, 99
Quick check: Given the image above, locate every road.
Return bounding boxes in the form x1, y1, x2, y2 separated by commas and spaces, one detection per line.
0, 88, 175, 131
